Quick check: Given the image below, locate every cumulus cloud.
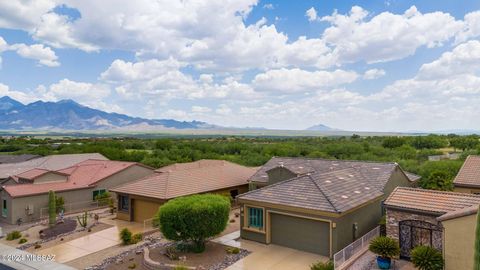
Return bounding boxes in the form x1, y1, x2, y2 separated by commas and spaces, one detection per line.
9, 43, 59, 67
363, 69, 386, 80
252, 68, 358, 93
306, 7, 318, 22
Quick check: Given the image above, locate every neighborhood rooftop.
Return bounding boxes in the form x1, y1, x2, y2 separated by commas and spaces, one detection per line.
0, 153, 107, 179
0, 154, 40, 164
453, 155, 480, 187
385, 187, 480, 215
111, 159, 257, 199
238, 158, 417, 213
249, 157, 420, 183
3, 159, 143, 198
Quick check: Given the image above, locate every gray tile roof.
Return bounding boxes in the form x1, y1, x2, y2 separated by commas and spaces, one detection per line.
0, 154, 40, 164
249, 157, 419, 183
238, 157, 405, 213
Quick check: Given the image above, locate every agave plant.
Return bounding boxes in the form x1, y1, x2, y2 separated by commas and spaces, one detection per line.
411, 245, 444, 270
369, 236, 400, 258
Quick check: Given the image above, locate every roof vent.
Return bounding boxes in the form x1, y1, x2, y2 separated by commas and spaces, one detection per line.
298, 166, 304, 169
341, 195, 348, 199
325, 180, 332, 183
354, 191, 361, 194
372, 167, 380, 170
348, 174, 354, 177
364, 187, 370, 190
278, 162, 284, 167
338, 177, 345, 180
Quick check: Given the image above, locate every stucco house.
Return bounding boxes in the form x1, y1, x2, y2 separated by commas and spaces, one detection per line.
110, 159, 257, 223
453, 155, 480, 194
237, 157, 420, 258
384, 187, 480, 269
0, 159, 154, 224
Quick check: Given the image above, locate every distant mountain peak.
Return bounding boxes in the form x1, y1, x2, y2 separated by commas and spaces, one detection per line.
0, 96, 218, 131
305, 124, 341, 131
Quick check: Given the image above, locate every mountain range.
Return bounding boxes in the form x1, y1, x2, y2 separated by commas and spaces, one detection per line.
305, 124, 341, 131
0, 96, 217, 130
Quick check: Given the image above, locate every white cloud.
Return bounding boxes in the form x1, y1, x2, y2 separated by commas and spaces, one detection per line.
363, 69, 386, 80
306, 7, 318, 22
263, 3, 274, 10
36, 79, 112, 110
191, 106, 212, 113
0, 0, 57, 30
320, 6, 464, 64
252, 68, 358, 93
0, 83, 35, 103
9, 43, 59, 67
455, 11, 480, 43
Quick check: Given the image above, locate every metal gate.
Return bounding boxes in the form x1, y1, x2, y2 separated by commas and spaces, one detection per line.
399, 220, 443, 259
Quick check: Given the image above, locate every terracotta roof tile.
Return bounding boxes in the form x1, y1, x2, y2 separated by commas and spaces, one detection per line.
0, 153, 107, 179
454, 155, 480, 187
3, 159, 141, 197
385, 187, 480, 215
437, 205, 479, 221
111, 159, 257, 199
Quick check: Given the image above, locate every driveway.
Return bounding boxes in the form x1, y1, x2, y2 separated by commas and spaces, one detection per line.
213, 231, 328, 270
36, 219, 147, 263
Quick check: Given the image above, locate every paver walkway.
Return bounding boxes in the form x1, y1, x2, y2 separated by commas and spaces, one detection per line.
35, 219, 147, 263
213, 231, 328, 270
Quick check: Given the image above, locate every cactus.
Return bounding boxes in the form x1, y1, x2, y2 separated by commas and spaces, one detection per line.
48, 190, 56, 227
474, 205, 480, 270
77, 211, 88, 228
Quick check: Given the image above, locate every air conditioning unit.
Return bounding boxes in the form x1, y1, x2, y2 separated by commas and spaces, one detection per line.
25, 205, 34, 215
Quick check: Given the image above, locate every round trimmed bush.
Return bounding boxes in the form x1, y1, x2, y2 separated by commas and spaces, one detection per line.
411, 245, 444, 270
156, 194, 230, 253
369, 236, 400, 258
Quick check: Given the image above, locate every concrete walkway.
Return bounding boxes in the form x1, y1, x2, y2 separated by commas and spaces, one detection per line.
213, 231, 327, 270
35, 219, 147, 263
0, 243, 75, 270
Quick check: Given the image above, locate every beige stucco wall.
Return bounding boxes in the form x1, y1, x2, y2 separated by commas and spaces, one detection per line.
1, 164, 154, 224
454, 186, 480, 194
442, 214, 476, 270
33, 173, 67, 184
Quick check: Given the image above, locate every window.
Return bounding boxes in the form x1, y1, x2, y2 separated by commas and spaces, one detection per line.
230, 189, 239, 199
93, 189, 106, 200
248, 207, 263, 229
2, 199, 6, 217
119, 195, 129, 211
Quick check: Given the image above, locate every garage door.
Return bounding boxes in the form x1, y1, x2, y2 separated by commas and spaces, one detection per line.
270, 213, 330, 256
133, 199, 161, 222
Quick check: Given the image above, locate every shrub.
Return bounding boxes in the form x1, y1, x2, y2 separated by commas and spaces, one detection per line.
18, 238, 28, 244
310, 260, 334, 270
34, 243, 41, 249
226, 247, 240, 254
411, 246, 444, 270
131, 233, 143, 244
95, 191, 111, 205
6, 231, 22, 241
120, 228, 132, 245
174, 265, 189, 270
157, 194, 230, 253
369, 236, 400, 258
165, 246, 179, 260
48, 190, 56, 226
127, 262, 136, 269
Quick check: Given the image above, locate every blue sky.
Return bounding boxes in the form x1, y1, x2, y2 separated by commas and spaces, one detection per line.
0, 0, 479, 131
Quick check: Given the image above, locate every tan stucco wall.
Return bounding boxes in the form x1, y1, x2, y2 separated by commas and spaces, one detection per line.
1, 164, 154, 224
33, 173, 67, 184
454, 186, 480, 194
442, 214, 476, 270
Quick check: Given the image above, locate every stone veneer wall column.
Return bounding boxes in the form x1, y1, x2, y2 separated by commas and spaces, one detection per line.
385, 208, 441, 241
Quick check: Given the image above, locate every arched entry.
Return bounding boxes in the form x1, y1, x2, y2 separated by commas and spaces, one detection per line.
398, 220, 442, 259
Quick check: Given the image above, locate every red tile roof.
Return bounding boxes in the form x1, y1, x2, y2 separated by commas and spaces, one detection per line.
111, 159, 257, 199
385, 187, 480, 215
3, 159, 142, 198
454, 155, 480, 187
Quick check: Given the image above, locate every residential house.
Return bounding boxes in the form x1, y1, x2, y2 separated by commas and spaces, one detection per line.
110, 159, 257, 223
237, 157, 420, 257
384, 187, 480, 267
0, 159, 154, 224
0, 154, 40, 164
0, 153, 107, 181
453, 155, 480, 194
